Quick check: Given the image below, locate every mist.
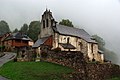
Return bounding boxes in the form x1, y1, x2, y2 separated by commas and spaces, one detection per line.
0, 0, 120, 64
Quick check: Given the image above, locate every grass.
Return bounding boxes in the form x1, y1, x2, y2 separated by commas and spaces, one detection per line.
108, 77, 120, 80
0, 61, 74, 80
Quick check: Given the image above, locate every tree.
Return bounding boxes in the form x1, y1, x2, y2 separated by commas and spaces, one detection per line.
20, 23, 28, 33
59, 19, 74, 27
92, 35, 105, 51
13, 28, 19, 33
27, 21, 41, 41
0, 20, 11, 34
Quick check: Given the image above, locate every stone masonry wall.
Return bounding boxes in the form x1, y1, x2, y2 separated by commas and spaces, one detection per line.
86, 63, 120, 80
43, 51, 120, 80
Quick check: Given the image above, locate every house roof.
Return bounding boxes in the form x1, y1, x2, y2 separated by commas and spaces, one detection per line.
4, 32, 32, 41
59, 43, 76, 49
1, 33, 11, 41
32, 37, 48, 48
53, 24, 97, 43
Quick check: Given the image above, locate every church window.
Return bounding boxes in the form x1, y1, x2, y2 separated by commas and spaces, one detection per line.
46, 19, 49, 27
51, 20, 53, 26
43, 20, 45, 28
91, 44, 94, 53
79, 42, 83, 51
67, 37, 70, 44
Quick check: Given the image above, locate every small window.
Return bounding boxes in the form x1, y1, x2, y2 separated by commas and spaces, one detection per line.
43, 20, 45, 28
67, 37, 70, 44
61, 37, 62, 42
64, 37, 66, 40
79, 42, 83, 50
51, 20, 53, 26
46, 19, 49, 27
91, 44, 93, 53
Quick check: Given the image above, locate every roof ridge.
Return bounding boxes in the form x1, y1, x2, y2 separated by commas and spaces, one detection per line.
55, 24, 97, 43
57, 24, 85, 30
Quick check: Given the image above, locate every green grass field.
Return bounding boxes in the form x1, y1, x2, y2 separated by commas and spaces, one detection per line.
0, 61, 74, 80
108, 77, 120, 80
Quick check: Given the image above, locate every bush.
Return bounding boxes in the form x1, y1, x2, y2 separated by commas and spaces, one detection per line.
53, 47, 61, 52
41, 52, 48, 58
14, 57, 17, 62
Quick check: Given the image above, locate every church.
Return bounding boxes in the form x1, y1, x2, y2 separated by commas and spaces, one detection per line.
33, 9, 104, 62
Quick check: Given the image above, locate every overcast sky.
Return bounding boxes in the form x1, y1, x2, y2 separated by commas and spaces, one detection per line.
0, 0, 120, 64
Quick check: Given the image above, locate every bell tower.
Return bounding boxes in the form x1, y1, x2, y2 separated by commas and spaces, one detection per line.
38, 9, 56, 38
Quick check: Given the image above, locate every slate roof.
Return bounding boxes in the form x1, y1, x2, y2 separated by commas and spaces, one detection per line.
32, 37, 48, 48
59, 43, 76, 49
4, 32, 32, 41
53, 24, 97, 43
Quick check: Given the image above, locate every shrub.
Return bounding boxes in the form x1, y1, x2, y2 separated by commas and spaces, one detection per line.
53, 47, 61, 52
41, 52, 48, 58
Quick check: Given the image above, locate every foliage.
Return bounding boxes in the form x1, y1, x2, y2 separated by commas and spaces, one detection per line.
20, 23, 28, 34
108, 77, 120, 80
0, 20, 11, 34
32, 52, 37, 59
0, 61, 73, 80
13, 28, 19, 33
53, 47, 61, 52
0, 46, 5, 51
59, 19, 74, 27
27, 21, 41, 41
41, 52, 48, 59
92, 35, 105, 51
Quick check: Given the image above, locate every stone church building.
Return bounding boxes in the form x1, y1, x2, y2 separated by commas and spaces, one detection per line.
33, 9, 104, 62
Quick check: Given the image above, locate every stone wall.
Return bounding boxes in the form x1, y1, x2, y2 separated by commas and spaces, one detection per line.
16, 49, 36, 62
43, 51, 120, 80
57, 34, 88, 53
52, 33, 102, 62
86, 63, 120, 80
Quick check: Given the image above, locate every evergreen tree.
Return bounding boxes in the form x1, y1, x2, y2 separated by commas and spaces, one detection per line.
13, 28, 19, 33
20, 23, 28, 33
0, 20, 11, 34
27, 21, 41, 41
59, 19, 74, 27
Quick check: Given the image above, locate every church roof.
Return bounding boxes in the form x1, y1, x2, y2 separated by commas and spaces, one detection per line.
53, 24, 97, 43
32, 37, 48, 48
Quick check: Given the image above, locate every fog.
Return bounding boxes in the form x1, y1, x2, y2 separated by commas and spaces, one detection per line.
0, 0, 120, 64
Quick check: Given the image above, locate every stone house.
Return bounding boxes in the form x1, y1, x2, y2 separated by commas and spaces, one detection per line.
33, 9, 104, 62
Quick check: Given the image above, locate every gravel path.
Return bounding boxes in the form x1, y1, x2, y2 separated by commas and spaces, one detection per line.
0, 52, 16, 80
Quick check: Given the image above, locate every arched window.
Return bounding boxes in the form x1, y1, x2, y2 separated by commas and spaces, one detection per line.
91, 44, 93, 53
46, 19, 49, 27
79, 42, 83, 51
51, 20, 53, 26
67, 37, 70, 44
43, 20, 45, 28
